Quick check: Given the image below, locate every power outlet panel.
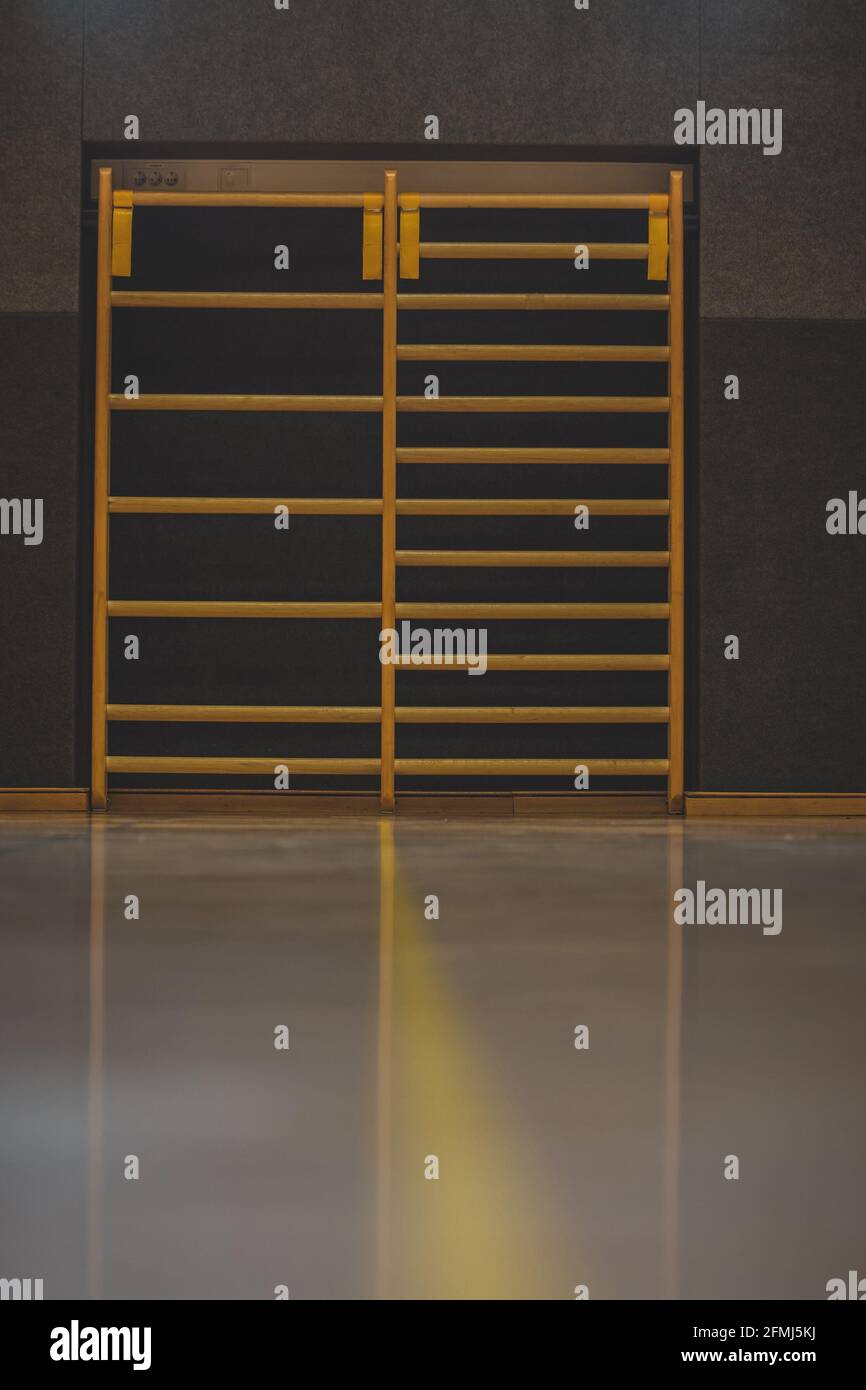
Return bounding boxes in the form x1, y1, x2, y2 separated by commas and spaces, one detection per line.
123, 161, 186, 190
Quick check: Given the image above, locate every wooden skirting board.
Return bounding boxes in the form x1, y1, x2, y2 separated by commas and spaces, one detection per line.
0, 788, 91, 812
685, 793, 866, 818
3, 789, 865, 817
104, 790, 668, 817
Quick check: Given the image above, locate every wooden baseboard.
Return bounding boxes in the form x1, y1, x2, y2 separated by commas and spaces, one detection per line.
11, 788, 859, 819
0, 788, 90, 812
107, 790, 512, 817
107, 790, 382, 816
397, 794, 514, 816
103, 789, 669, 817
686, 793, 866, 818
514, 793, 667, 816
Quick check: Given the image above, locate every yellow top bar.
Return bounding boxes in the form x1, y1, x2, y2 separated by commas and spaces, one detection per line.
123, 192, 382, 208
398, 193, 669, 210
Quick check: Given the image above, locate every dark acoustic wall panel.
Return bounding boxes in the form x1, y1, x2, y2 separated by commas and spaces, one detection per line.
700, 0, 866, 318
698, 320, 866, 790
0, 314, 81, 786
0, 2, 82, 312
83, 0, 698, 146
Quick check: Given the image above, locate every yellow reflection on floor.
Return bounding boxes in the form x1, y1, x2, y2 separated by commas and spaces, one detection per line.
378, 820, 566, 1300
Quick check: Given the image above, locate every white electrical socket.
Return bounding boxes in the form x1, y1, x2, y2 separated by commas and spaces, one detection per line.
124, 162, 185, 190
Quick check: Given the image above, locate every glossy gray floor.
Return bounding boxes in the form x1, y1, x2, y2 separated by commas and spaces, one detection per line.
1, 813, 863, 1301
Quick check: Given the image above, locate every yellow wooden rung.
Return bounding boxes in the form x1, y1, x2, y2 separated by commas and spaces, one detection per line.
362, 194, 383, 280
647, 194, 668, 281
400, 198, 420, 280
111, 190, 134, 277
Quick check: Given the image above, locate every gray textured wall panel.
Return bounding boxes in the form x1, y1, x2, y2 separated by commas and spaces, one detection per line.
700, 0, 866, 318
0, 314, 81, 786
698, 320, 866, 790
83, 0, 698, 145
0, 2, 82, 312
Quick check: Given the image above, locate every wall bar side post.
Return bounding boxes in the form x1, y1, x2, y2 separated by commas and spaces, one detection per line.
91, 168, 113, 811
380, 171, 398, 811
666, 170, 685, 813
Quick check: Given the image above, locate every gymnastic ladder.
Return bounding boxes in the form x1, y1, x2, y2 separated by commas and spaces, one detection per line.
91, 167, 684, 812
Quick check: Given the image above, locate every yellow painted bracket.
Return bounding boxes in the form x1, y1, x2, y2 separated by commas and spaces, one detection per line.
400, 198, 420, 280
362, 194, 383, 280
647, 195, 669, 281
111, 191, 134, 277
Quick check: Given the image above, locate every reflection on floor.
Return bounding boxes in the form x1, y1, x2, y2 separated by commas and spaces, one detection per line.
0, 814, 863, 1300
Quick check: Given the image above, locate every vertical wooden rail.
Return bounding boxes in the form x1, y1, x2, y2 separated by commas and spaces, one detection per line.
91, 168, 113, 810
666, 171, 685, 813
380, 171, 398, 810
